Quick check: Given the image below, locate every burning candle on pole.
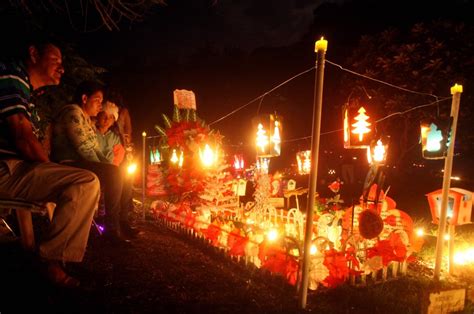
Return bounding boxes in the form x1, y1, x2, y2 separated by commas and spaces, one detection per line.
299, 36, 327, 309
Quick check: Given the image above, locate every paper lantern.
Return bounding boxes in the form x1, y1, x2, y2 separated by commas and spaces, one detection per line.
426, 188, 472, 226
253, 114, 282, 157
343, 105, 372, 148
367, 137, 389, 165
256, 157, 270, 174
296, 150, 311, 175
420, 118, 452, 160
170, 148, 184, 167
233, 154, 245, 171
149, 147, 162, 165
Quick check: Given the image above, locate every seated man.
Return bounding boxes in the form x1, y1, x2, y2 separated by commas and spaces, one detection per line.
0, 39, 100, 287
51, 81, 135, 243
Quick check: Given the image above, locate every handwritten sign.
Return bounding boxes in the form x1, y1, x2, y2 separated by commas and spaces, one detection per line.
427, 289, 465, 314
173, 89, 196, 110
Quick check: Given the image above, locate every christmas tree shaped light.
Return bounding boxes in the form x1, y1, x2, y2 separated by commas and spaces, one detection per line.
351, 107, 371, 142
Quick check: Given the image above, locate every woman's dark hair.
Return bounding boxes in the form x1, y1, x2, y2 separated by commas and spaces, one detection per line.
105, 86, 125, 108
74, 80, 105, 104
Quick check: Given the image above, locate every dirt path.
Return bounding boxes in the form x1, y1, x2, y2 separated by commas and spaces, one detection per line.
2, 218, 440, 313
1, 220, 300, 314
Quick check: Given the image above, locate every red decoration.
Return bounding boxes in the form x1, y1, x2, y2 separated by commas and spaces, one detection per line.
205, 223, 221, 246
328, 180, 341, 193
322, 249, 349, 287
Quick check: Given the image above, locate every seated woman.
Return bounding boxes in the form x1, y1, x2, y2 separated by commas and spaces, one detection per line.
51, 80, 132, 244
96, 101, 139, 237
96, 102, 125, 166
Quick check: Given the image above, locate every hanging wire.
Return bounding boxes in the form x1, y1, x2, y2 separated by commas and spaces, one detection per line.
326, 60, 444, 100
256, 92, 267, 115
282, 97, 452, 143
209, 59, 448, 127
209, 66, 316, 126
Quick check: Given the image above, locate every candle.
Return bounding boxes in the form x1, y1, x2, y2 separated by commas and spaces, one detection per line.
450, 83, 463, 94
315, 36, 328, 52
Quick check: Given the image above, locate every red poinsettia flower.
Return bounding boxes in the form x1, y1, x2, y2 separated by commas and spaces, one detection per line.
367, 233, 407, 266
228, 231, 248, 257
205, 223, 221, 246
389, 232, 407, 259
261, 251, 299, 286
328, 180, 341, 193
322, 248, 349, 288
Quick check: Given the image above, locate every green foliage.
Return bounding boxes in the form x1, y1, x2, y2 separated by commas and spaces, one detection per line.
345, 20, 474, 165
184, 109, 191, 122
172, 105, 181, 122
154, 125, 167, 137
162, 113, 172, 128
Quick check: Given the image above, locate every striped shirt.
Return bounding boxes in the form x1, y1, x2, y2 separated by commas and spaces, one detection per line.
0, 60, 39, 157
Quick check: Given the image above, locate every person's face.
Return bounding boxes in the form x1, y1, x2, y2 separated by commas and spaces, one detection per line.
33, 44, 64, 87
96, 111, 115, 130
82, 90, 104, 117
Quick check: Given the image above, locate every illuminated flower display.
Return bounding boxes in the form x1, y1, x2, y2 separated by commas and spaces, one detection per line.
154, 105, 225, 205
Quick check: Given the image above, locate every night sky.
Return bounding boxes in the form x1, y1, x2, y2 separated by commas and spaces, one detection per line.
1, 0, 473, 171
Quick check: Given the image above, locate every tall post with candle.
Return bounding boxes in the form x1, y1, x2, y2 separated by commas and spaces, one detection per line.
142, 131, 147, 221
299, 37, 327, 309
433, 84, 463, 280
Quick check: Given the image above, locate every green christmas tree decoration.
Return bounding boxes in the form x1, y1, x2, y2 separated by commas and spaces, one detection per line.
191, 109, 197, 122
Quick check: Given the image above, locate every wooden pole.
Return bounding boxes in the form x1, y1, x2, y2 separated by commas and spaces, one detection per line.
299, 37, 328, 309
448, 224, 455, 275
142, 131, 147, 221
433, 84, 462, 280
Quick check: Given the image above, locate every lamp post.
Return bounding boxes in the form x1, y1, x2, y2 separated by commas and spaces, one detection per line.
299, 37, 327, 309
433, 84, 463, 280
142, 131, 146, 221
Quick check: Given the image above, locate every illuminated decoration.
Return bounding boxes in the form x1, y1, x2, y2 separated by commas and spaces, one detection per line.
253, 114, 283, 157
256, 157, 270, 174
426, 188, 472, 226
149, 147, 162, 164
199, 144, 218, 168
352, 107, 371, 141
343, 105, 372, 148
233, 154, 245, 171
454, 248, 474, 265
170, 148, 184, 167
420, 118, 452, 160
127, 162, 137, 175
271, 120, 281, 156
296, 150, 311, 175
367, 137, 389, 165
256, 123, 269, 153
267, 228, 279, 242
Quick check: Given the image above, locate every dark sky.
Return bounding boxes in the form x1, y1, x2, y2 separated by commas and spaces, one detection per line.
1, 0, 473, 168
72, 0, 473, 164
